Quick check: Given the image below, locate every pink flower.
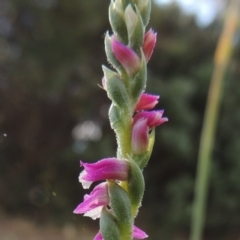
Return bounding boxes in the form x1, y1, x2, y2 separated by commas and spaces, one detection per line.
133, 110, 168, 128
79, 158, 130, 189
132, 110, 168, 154
143, 29, 157, 62
94, 225, 148, 240
73, 182, 109, 220
111, 37, 141, 76
135, 93, 159, 112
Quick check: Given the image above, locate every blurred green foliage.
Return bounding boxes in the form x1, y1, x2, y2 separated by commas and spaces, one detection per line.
0, 0, 240, 239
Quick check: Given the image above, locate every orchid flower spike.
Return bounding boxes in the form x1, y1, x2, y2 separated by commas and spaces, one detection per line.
74, 0, 168, 238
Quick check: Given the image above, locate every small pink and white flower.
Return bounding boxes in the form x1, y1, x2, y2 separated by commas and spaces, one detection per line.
111, 36, 141, 76
73, 182, 109, 220
79, 158, 130, 189
143, 29, 157, 62
133, 110, 168, 128
135, 93, 159, 112
132, 110, 168, 154
93, 225, 148, 240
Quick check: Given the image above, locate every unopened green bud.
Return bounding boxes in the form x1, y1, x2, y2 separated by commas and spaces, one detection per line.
109, 0, 128, 44
125, 4, 138, 39
133, 0, 151, 26
127, 6, 144, 52
121, 0, 130, 10
114, 0, 123, 12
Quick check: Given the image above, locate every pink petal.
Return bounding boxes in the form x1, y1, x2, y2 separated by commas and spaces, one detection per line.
101, 77, 106, 90
135, 93, 159, 112
133, 110, 168, 128
93, 225, 148, 240
79, 158, 129, 189
79, 170, 92, 189
132, 118, 149, 154
73, 182, 109, 218
143, 29, 157, 62
111, 37, 141, 76
93, 232, 103, 240
133, 225, 148, 239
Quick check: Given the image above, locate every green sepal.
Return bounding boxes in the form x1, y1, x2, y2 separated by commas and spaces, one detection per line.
100, 207, 121, 240
128, 6, 144, 53
108, 181, 132, 239
109, 0, 128, 44
132, 128, 155, 169
132, 0, 151, 26
103, 66, 130, 110
130, 50, 147, 106
122, 0, 151, 26
121, 0, 130, 10
109, 103, 122, 130
108, 103, 131, 133
105, 32, 125, 74
127, 158, 145, 217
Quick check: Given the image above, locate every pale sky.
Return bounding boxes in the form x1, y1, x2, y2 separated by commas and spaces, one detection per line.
155, 0, 225, 27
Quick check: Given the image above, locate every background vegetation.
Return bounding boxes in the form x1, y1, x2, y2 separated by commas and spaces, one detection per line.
0, 0, 240, 239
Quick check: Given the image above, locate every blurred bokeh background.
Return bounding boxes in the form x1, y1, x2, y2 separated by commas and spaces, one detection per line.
1, 0, 240, 239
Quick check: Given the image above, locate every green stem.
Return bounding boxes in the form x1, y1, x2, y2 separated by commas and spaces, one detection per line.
190, 1, 240, 239
190, 64, 225, 240
117, 118, 133, 159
